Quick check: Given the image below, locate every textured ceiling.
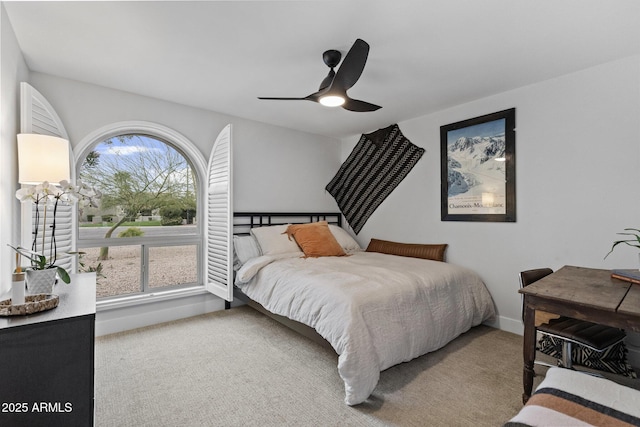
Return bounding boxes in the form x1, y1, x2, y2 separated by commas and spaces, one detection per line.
4, 0, 640, 138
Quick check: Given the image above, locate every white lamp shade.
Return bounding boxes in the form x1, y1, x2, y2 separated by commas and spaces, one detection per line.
18, 134, 71, 185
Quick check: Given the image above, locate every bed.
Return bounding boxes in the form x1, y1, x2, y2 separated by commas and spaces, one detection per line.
504, 367, 640, 426
232, 212, 496, 405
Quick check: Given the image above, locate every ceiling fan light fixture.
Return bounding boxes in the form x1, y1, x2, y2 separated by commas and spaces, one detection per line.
319, 95, 345, 107
258, 39, 381, 112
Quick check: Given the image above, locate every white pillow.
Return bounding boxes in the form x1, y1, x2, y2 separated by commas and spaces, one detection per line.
233, 235, 262, 270
250, 224, 302, 255
329, 224, 362, 252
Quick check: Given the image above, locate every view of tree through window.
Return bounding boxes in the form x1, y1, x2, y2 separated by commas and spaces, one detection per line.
77, 134, 199, 299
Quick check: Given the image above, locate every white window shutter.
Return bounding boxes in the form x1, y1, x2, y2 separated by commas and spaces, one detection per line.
205, 124, 233, 302
20, 82, 76, 273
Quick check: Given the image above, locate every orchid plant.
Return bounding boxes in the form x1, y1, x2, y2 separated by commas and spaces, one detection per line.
13, 180, 101, 283
9, 244, 73, 284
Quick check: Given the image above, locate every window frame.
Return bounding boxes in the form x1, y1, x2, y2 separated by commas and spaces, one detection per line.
74, 121, 208, 304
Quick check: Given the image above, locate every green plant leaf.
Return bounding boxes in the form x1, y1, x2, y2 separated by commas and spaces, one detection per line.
8, 244, 48, 269
56, 266, 71, 284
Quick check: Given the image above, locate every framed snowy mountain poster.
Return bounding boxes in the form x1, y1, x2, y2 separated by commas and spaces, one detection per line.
440, 108, 516, 222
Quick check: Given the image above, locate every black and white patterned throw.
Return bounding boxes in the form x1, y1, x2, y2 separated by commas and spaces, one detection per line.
326, 124, 424, 234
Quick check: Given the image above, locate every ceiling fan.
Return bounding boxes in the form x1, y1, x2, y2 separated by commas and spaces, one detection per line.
258, 38, 381, 112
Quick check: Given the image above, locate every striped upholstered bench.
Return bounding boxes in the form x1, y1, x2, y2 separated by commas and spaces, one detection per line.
504, 367, 640, 427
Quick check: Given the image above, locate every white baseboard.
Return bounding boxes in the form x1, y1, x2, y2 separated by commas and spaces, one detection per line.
484, 315, 523, 335
96, 292, 226, 336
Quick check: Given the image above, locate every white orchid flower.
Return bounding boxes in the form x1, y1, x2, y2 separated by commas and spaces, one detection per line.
57, 192, 73, 203
79, 198, 96, 209
89, 195, 101, 208
15, 186, 36, 201
48, 183, 63, 197
33, 181, 61, 199
59, 180, 72, 191
33, 182, 47, 195
16, 180, 102, 206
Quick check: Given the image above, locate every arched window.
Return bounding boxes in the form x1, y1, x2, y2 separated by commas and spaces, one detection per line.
21, 84, 233, 305
75, 122, 208, 300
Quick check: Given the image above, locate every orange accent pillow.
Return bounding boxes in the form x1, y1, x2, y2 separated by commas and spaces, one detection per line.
284, 221, 347, 258
366, 238, 448, 262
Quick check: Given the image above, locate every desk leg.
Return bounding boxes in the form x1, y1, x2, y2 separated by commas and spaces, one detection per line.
522, 298, 536, 404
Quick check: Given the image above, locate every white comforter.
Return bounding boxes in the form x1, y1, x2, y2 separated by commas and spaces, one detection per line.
236, 251, 495, 405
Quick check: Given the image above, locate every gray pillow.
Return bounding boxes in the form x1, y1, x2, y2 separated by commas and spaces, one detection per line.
233, 235, 262, 270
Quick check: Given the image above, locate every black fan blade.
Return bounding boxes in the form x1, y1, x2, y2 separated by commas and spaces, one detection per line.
318, 69, 335, 91
332, 39, 369, 91
259, 89, 325, 103
258, 97, 308, 101
342, 97, 381, 112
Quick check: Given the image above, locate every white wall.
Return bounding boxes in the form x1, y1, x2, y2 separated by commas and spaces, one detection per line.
26, 72, 341, 334
342, 55, 640, 336
0, 4, 29, 294
29, 72, 342, 213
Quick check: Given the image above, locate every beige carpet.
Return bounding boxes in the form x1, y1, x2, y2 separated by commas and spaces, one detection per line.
95, 306, 527, 426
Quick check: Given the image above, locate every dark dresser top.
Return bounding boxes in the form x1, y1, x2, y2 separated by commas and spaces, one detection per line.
0, 273, 96, 330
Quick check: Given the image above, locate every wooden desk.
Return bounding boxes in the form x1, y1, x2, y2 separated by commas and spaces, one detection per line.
519, 265, 640, 403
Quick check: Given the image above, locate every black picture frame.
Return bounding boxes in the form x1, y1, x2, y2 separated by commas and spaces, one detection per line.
440, 108, 516, 222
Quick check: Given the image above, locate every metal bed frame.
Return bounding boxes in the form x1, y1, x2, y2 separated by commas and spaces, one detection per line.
231, 212, 343, 350
233, 212, 341, 234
